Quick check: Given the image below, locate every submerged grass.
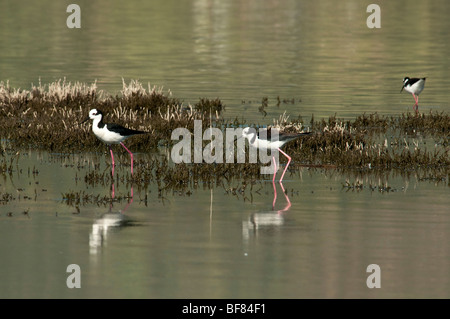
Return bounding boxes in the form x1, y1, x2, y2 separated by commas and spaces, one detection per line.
1, 79, 449, 186
0, 147, 448, 209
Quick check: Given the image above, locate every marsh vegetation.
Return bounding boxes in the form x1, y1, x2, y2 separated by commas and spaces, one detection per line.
1, 79, 448, 195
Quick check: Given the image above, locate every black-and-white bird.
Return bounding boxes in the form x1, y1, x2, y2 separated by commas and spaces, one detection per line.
401, 77, 426, 113
82, 109, 147, 175
242, 127, 311, 183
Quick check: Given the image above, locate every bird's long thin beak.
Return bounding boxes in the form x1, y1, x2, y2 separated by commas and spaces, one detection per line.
81, 116, 90, 124
400, 86, 404, 93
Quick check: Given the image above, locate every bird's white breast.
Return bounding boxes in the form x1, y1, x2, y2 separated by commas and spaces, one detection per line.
92, 121, 125, 144
405, 80, 425, 95
246, 133, 283, 150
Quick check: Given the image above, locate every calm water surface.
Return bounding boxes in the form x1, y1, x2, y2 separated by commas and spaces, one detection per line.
1, 0, 450, 122
0, 151, 449, 298
0, 0, 450, 299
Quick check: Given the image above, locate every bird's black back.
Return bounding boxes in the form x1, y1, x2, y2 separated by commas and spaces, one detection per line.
94, 110, 147, 136
404, 77, 426, 86
105, 122, 147, 137
257, 128, 311, 142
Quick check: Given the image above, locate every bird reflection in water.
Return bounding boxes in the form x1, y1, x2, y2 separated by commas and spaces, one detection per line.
242, 181, 291, 242
89, 182, 134, 255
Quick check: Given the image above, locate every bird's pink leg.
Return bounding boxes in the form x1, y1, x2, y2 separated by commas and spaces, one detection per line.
279, 182, 291, 211
412, 93, 419, 113
278, 148, 291, 183
415, 95, 419, 113
109, 146, 115, 176
272, 156, 277, 183
272, 179, 277, 209
122, 186, 134, 213
120, 142, 134, 175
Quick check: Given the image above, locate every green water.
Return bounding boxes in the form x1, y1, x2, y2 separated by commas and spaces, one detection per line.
1, 0, 449, 122
1, 0, 450, 299
0, 151, 449, 298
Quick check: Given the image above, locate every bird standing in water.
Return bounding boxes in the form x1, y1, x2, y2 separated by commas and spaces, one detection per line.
241, 127, 311, 183
82, 108, 147, 176
401, 77, 426, 114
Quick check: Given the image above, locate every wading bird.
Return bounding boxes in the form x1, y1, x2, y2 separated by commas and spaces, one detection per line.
401, 77, 426, 113
241, 127, 311, 183
82, 109, 147, 176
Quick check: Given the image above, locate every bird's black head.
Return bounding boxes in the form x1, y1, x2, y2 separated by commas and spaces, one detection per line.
82, 108, 104, 123
401, 77, 410, 92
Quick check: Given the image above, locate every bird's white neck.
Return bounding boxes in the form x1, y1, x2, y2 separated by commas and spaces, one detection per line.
92, 116, 102, 129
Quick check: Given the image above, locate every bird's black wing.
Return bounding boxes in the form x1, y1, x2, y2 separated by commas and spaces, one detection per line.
106, 123, 147, 136
407, 77, 426, 86
279, 131, 312, 142
258, 128, 311, 142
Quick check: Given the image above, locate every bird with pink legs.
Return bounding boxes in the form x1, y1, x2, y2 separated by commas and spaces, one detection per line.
401, 77, 426, 114
241, 127, 311, 183
82, 108, 147, 176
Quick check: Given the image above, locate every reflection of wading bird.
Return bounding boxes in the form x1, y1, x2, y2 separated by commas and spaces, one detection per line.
242, 182, 292, 244
82, 109, 147, 176
272, 181, 291, 211
241, 127, 311, 183
89, 185, 134, 254
401, 77, 426, 114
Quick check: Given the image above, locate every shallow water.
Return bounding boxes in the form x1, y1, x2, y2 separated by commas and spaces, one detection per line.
1, 0, 450, 123
0, 151, 449, 298
0, 0, 450, 299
